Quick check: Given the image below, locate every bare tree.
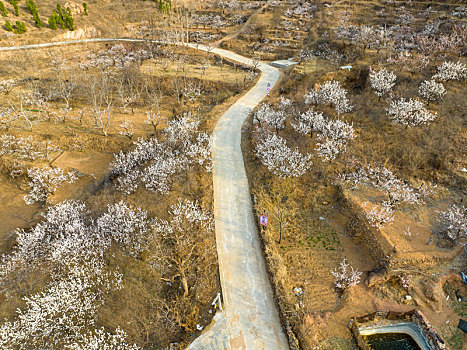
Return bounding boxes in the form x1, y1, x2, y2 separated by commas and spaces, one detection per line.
152, 200, 214, 299
50, 56, 77, 110
255, 181, 297, 244
89, 72, 114, 137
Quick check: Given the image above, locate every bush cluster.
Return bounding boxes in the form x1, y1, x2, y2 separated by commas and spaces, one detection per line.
4, 19, 25, 33
49, 4, 74, 30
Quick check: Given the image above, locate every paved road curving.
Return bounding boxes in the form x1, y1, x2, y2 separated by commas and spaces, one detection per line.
0, 39, 289, 350
189, 44, 288, 350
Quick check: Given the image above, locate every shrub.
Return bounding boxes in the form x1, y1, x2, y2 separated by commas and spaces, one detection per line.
0, 1, 8, 17
4, 19, 12, 31
82, 2, 88, 15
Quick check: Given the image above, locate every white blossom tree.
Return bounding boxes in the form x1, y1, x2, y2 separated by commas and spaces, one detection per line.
0, 264, 129, 350
254, 103, 286, 131
437, 204, 466, 243
110, 113, 212, 195
369, 67, 396, 98
339, 166, 423, 229
0, 135, 60, 161
291, 109, 355, 161
330, 259, 362, 292
119, 119, 134, 139
364, 201, 395, 228
0, 79, 17, 95
141, 150, 186, 194
339, 166, 421, 206
433, 61, 467, 81
386, 98, 437, 127
419, 79, 446, 102
24, 166, 77, 205
255, 133, 312, 178
152, 199, 213, 298
304, 80, 353, 115
66, 327, 140, 350
145, 110, 165, 133
97, 201, 151, 257
0, 108, 17, 131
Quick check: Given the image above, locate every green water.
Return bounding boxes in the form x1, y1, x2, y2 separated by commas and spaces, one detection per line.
365, 333, 421, 350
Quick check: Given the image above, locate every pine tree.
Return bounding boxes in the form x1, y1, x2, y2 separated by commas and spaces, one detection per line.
26, 0, 43, 28
56, 4, 65, 29
12, 2, 18, 16
48, 15, 57, 29
0, 1, 8, 17
4, 19, 12, 31
65, 7, 74, 30
8, 0, 19, 15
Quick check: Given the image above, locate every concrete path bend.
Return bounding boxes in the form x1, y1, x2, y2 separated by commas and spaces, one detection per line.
0, 39, 288, 350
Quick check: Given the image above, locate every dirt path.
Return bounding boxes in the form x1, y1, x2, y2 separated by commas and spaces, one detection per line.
0, 39, 288, 350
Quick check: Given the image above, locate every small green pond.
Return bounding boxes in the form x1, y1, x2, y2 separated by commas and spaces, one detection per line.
364, 332, 421, 350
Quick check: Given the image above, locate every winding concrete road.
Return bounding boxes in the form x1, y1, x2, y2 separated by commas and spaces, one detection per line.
189, 45, 288, 350
0, 39, 288, 350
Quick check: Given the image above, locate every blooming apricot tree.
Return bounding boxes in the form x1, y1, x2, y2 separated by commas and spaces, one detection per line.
24, 166, 77, 205
419, 79, 446, 102
433, 61, 467, 81
330, 259, 362, 292
304, 80, 353, 115
369, 67, 396, 97
292, 109, 354, 161
437, 204, 466, 243
386, 98, 437, 126
255, 133, 312, 178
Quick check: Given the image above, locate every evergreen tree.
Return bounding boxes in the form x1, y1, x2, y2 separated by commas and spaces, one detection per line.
4, 19, 12, 31
65, 7, 74, 30
0, 1, 8, 17
26, 0, 43, 28
12, 2, 18, 16
56, 4, 65, 28
48, 15, 57, 29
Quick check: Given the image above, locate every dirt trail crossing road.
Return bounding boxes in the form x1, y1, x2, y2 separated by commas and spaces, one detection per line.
0, 39, 289, 350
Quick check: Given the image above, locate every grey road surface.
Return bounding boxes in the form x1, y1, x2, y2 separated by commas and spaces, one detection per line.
191, 45, 288, 350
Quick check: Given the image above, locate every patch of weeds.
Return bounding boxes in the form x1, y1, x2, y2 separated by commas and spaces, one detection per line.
452, 300, 467, 317
306, 229, 340, 251
446, 329, 464, 350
